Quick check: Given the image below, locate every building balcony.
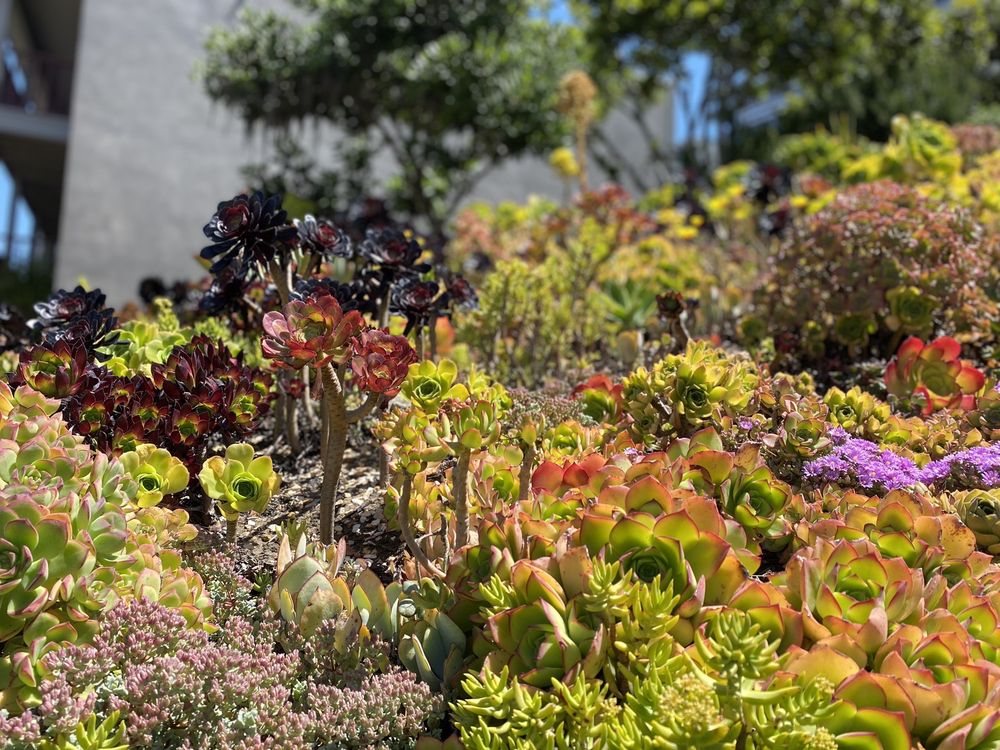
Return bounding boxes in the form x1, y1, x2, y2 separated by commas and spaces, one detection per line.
1, 42, 73, 116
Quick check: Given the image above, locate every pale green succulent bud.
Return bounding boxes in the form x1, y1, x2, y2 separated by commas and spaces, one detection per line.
120, 444, 189, 508
198, 443, 280, 522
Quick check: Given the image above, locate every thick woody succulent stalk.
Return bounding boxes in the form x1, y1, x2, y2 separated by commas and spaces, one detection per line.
319, 363, 348, 544
263, 294, 415, 544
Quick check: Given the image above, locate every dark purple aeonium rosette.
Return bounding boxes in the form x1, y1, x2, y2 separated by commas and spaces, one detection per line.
294, 215, 352, 261
29, 285, 108, 331
28, 286, 119, 356
391, 277, 442, 335
291, 277, 370, 314
201, 191, 297, 279
442, 273, 478, 313
358, 227, 430, 273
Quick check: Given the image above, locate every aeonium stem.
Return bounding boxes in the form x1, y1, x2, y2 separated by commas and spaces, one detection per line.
286, 398, 301, 453
273, 392, 287, 445
302, 366, 316, 423
226, 517, 239, 545
378, 449, 388, 487
267, 259, 291, 308
318, 363, 347, 545
397, 474, 446, 578
518, 444, 535, 503
378, 288, 391, 328
346, 390, 383, 422
453, 451, 472, 548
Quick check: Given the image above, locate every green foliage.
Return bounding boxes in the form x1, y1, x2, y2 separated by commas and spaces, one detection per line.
119, 444, 189, 508
773, 127, 877, 182
37, 712, 128, 750
578, 0, 998, 161
198, 443, 280, 523
456, 258, 585, 387
600, 279, 657, 333
844, 114, 964, 185
201, 0, 584, 229
622, 341, 759, 444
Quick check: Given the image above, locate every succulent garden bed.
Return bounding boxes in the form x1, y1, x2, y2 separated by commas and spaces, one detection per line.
6, 113, 1000, 749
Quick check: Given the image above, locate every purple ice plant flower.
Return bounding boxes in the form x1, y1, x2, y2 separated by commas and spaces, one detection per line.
920, 443, 1000, 488
802, 436, 923, 491
803, 436, 1000, 492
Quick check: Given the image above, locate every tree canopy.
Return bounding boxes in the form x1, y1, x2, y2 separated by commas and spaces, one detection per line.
574, 0, 999, 158
201, 0, 584, 231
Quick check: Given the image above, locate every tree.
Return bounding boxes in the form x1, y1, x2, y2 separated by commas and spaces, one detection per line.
201, 0, 584, 233
574, 0, 998, 162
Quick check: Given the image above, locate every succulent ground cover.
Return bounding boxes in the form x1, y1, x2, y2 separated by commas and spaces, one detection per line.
6, 113, 1000, 749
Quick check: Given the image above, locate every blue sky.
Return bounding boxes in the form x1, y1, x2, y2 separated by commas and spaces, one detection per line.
0, 163, 37, 269
544, 0, 711, 144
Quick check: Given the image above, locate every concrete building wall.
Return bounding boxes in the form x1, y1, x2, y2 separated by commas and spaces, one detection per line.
55, 1, 672, 304
55, 0, 288, 302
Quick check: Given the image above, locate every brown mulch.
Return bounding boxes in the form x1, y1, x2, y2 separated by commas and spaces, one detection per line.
182, 416, 407, 585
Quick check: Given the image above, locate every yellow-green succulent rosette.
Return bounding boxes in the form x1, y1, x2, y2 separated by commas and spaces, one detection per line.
199, 443, 280, 522
120, 444, 190, 508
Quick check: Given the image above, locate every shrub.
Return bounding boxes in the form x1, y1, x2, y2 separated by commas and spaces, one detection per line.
747, 180, 1000, 371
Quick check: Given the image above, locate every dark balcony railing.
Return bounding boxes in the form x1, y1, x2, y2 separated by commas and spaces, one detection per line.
0, 41, 73, 116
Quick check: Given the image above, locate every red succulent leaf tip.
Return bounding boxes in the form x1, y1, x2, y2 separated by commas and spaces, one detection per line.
895, 336, 926, 365
561, 462, 591, 488
531, 461, 565, 493
572, 374, 615, 396
925, 336, 961, 362
956, 364, 986, 394
884, 335, 985, 413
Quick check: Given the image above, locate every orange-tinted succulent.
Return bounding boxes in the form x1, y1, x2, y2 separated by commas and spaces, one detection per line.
885, 336, 985, 415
